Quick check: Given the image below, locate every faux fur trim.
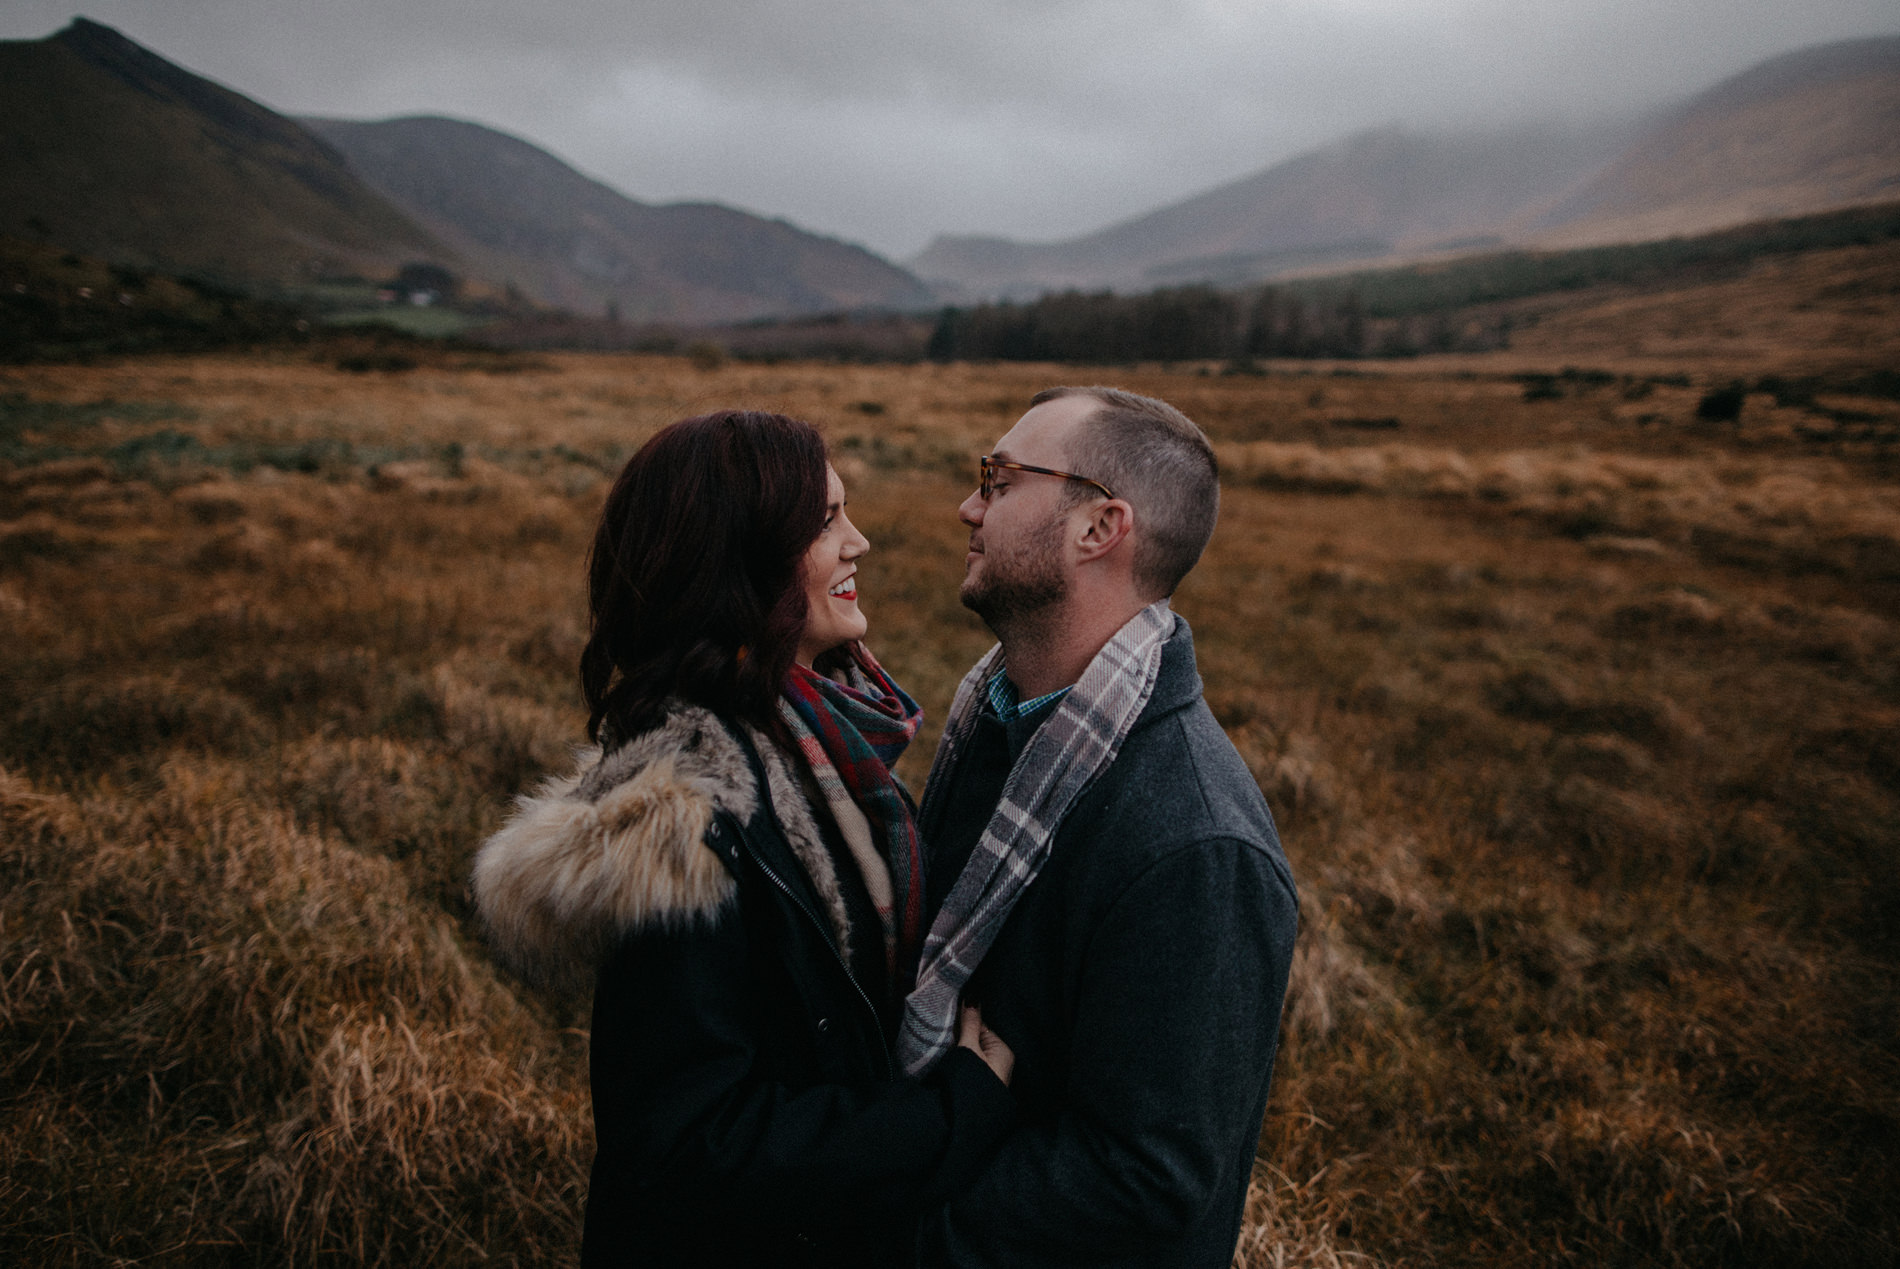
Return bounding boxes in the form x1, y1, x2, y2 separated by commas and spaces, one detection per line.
752, 725, 853, 960
470, 705, 851, 989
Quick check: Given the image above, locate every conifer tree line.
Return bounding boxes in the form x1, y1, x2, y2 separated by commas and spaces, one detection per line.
922, 201, 1900, 364
925, 284, 1511, 363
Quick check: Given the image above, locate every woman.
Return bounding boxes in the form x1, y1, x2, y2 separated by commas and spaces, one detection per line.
471, 410, 1013, 1268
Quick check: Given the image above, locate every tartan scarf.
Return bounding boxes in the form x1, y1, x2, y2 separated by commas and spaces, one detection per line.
897, 600, 1176, 1077
777, 643, 925, 979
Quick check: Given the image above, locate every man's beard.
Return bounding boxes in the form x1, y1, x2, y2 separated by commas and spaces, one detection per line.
960, 509, 1069, 634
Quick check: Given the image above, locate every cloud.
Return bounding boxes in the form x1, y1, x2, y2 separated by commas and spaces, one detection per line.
3, 0, 1894, 257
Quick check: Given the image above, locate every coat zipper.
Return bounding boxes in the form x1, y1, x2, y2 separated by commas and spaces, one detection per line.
742, 840, 898, 1082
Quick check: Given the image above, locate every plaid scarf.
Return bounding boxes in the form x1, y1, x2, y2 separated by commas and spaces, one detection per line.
778, 644, 925, 978
897, 600, 1176, 1076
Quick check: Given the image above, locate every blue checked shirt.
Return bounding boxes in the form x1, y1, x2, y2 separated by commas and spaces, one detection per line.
986, 669, 1071, 723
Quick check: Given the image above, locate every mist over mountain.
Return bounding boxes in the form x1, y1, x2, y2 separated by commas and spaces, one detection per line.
911, 33, 1900, 301
0, 18, 442, 285
1533, 35, 1900, 246
303, 115, 934, 324
911, 125, 1631, 300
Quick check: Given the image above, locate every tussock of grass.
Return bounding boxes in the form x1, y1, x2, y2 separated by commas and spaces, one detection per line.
1219, 439, 1900, 582
6, 674, 268, 775
0, 760, 587, 1264
1229, 1163, 1376, 1269
3, 351, 1896, 1266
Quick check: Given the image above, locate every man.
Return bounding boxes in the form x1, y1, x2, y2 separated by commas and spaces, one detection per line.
897, 386, 1299, 1267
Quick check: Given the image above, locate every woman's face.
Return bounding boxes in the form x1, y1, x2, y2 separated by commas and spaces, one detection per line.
796, 465, 870, 667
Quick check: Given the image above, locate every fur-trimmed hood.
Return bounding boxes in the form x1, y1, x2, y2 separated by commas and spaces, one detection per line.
471, 705, 850, 990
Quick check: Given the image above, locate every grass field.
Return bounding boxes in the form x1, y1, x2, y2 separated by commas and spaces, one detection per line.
3, 341, 1897, 1265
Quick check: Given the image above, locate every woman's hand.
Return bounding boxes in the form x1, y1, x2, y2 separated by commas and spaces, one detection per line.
957, 1002, 1015, 1086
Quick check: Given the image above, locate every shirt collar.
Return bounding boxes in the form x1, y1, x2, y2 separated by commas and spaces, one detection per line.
986, 667, 1071, 723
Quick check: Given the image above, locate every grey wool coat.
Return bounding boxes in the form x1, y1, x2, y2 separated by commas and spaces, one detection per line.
918, 617, 1298, 1268
471, 706, 1013, 1269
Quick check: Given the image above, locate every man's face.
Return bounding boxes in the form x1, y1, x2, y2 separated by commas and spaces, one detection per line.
957, 397, 1095, 629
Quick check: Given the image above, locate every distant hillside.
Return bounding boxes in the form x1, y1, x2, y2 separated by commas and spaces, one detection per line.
0, 234, 313, 363
0, 19, 936, 325
304, 116, 937, 324
913, 34, 1900, 301
0, 19, 445, 286
1536, 35, 1900, 246
922, 200, 1900, 366
910, 125, 1627, 301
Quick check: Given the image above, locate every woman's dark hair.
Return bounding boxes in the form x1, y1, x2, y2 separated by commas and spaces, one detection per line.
582, 410, 828, 745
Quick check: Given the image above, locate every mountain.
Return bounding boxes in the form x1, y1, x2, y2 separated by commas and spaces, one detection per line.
910, 124, 1628, 301
303, 115, 935, 324
1534, 35, 1900, 246
1, 18, 934, 324
0, 18, 445, 285
911, 33, 1900, 301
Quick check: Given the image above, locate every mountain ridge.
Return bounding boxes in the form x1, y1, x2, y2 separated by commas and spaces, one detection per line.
1532, 35, 1900, 246
911, 123, 1632, 300
303, 115, 935, 324
0, 17, 445, 285
1, 19, 936, 324
8, 18, 1897, 321
911, 33, 1900, 301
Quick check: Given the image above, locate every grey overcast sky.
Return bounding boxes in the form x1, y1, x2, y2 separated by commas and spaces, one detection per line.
4, 1, 1895, 259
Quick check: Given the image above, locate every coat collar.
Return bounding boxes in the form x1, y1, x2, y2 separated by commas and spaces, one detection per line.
470, 704, 852, 991
1131, 612, 1204, 732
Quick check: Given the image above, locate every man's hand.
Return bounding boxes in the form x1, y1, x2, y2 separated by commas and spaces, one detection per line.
957, 1002, 1015, 1086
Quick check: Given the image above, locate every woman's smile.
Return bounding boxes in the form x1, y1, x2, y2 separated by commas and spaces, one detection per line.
797, 465, 871, 665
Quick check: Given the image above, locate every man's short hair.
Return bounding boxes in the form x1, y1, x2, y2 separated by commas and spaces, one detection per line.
1033, 385, 1219, 598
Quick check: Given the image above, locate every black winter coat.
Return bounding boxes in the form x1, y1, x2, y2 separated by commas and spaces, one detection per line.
918, 618, 1298, 1268
471, 706, 1014, 1269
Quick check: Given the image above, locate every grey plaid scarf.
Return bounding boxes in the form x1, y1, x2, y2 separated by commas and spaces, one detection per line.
897, 599, 1176, 1076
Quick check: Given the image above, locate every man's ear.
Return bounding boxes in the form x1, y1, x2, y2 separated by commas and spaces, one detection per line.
1073, 499, 1134, 563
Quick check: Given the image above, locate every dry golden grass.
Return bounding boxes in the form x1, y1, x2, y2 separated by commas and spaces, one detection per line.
2, 343, 1896, 1266
1493, 237, 1900, 373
